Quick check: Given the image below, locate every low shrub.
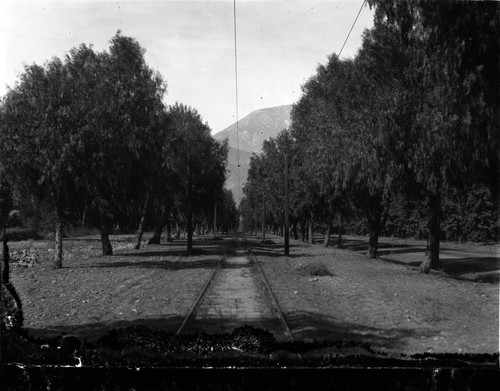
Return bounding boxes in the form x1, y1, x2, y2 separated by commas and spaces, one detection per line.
295, 262, 334, 277
10, 248, 52, 267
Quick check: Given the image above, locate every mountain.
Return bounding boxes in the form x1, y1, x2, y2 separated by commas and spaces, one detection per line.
213, 105, 292, 205
213, 104, 292, 154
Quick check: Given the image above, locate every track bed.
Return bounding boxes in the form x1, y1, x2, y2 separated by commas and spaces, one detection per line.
179, 244, 292, 341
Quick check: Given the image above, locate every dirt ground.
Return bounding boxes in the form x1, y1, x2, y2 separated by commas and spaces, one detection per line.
8, 236, 224, 342
256, 235, 498, 355
7, 233, 499, 356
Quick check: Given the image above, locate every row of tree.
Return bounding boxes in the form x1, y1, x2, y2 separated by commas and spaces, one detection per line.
0, 32, 238, 268
241, 0, 499, 272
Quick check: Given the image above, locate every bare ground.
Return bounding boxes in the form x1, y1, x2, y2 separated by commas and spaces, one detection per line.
7, 233, 499, 356
255, 234, 499, 355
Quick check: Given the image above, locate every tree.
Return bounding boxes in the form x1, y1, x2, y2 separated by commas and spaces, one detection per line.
167, 103, 227, 250
0, 167, 13, 232
0, 32, 168, 261
242, 129, 303, 240
217, 189, 239, 234
290, 50, 398, 257
0, 57, 87, 268
367, 0, 500, 271
347, 24, 405, 258
133, 108, 172, 249
72, 32, 167, 255
241, 154, 265, 235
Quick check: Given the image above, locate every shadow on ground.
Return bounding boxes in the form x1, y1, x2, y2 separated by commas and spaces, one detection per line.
244, 238, 309, 259
25, 312, 419, 353
251, 234, 499, 284
25, 316, 185, 342
378, 256, 500, 283
339, 237, 499, 283
284, 310, 428, 352
79, 258, 221, 270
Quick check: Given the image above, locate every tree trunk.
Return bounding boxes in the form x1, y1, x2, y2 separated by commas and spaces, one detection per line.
301, 221, 306, 242
148, 203, 169, 245
0, 233, 2, 362
261, 200, 266, 241
174, 220, 180, 239
213, 201, 217, 238
148, 223, 164, 245
420, 192, 441, 274
366, 196, 390, 259
308, 210, 315, 244
2, 234, 23, 331
323, 213, 332, 247
29, 195, 41, 233
54, 209, 63, 269
187, 159, 193, 251
166, 206, 175, 242
367, 227, 379, 259
337, 213, 343, 248
2, 230, 8, 284
99, 204, 113, 255
134, 191, 150, 249
292, 221, 298, 240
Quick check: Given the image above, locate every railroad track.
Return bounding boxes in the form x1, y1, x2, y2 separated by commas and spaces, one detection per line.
175, 234, 294, 341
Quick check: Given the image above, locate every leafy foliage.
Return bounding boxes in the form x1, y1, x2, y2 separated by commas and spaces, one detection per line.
0, 31, 233, 259
242, 1, 499, 268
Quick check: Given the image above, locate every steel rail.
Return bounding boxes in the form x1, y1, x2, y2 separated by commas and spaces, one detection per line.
247, 248, 295, 342
175, 236, 240, 336
175, 255, 224, 336
241, 234, 294, 342
176, 235, 294, 342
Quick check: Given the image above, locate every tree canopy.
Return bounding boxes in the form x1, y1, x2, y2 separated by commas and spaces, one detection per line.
241, 1, 499, 270
0, 32, 233, 265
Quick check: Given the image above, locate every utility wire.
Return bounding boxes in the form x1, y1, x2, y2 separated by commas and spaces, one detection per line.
338, 0, 366, 58
233, 0, 241, 206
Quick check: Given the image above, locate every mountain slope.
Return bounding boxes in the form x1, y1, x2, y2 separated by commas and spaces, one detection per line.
214, 105, 292, 205
213, 105, 292, 205
214, 104, 292, 153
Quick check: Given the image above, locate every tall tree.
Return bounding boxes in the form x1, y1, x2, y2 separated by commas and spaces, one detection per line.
290, 52, 397, 257
0, 58, 87, 268
168, 103, 227, 250
0, 32, 168, 260
367, 0, 500, 271
73, 33, 167, 255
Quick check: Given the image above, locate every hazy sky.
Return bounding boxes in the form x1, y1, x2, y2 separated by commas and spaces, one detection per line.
1, 0, 374, 133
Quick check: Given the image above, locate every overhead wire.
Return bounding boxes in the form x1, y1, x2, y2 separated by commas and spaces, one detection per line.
338, 0, 366, 58
233, 0, 241, 206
